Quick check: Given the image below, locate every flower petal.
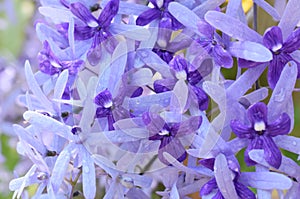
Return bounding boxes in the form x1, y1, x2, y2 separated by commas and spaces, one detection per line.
263, 26, 283, 51
211, 44, 233, 68
267, 113, 290, 136
261, 136, 282, 169
230, 120, 254, 139
247, 102, 268, 124
136, 8, 161, 26
98, 0, 119, 28
234, 181, 255, 199
159, 139, 187, 165
228, 41, 272, 62
205, 11, 262, 43
283, 28, 300, 53
70, 2, 98, 27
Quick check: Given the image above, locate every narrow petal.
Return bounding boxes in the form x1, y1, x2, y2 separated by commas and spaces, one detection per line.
177, 116, 202, 137
234, 181, 255, 199
189, 85, 209, 111
168, 2, 201, 33
94, 89, 113, 107
159, 140, 187, 165
253, 0, 280, 21
283, 28, 300, 53
136, 8, 161, 26
268, 61, 297, 124
267, 113, 291, 136
261, 136, 282, 169
230, 120, 254, 139
214, 154, 239, 199
154, 79, 176, 93
70, 2, 98, 27
98, 0, 119, 28
200, 178, 217, 196
244, 137, 264, 166
278, 0, 300, 40
169, 55, 188, 74
239, 171, 292, 190
238, 58, 261, 68
82, 149, 96, 199
211, 44, 233, 68
228, 41, 272, 62
205, 11, 262, 43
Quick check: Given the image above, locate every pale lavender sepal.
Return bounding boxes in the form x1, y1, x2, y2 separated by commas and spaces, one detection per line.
109, 23, 150, 41
38, 6, 72, 24
192, 0, 225, 18
278, 0, 300, 40
239, 171, 292, 190
249, 149, 300, 180
25, 61, 54, 113
168, 2, 200, 33
205, 11, 262, 43
228, 41, 272, 62
82, 148, 96, 199
227, 64, 266, 100
273, 135, 300, 155
214, 154, 239, 199
267, 61, 297, 124
253, 0, 280, 21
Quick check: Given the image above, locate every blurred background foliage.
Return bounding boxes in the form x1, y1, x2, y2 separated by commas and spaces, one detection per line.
0, 0, 298, 198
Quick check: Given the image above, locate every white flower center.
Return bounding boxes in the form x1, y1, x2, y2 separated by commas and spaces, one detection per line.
254, 121, 266, 132
272, 43, 282, 52
104, 100, 113, 108
87, 20, 99, 28
159, 129, 170, 136
175, 70, 187, 80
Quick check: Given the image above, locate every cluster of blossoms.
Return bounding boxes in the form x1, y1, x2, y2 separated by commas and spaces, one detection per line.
8, 0, 300, 198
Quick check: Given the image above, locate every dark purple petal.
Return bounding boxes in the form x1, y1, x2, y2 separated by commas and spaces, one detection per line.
87, 44, 102, 66
263, 26, 283, 52
238, 58, 261, 68
158, 137, 186, 165
261, 136, 282, 169
267, 53, 291, 89
130, 87, 143, 98
38, 41, 61, 75
169, 55, 188, 73
61, 60, 84, 75
157, 17, 173, 47
136, 8, 161, 26
190, 85, 209, 111
230, 120, 254, 139
234, 181, 255, 199
74, 25, 95, 40
94, 88, 113, 107
187, 69, 202, 85
162, 12, 183, 30
96, 107, 111, 118
199, 158, 215, 171
267, 113, 291, 136
98, 0, 119, 28
197, 19, 214, 39
211, 44, 233, 68
244, 136, 264, 166
177, 116, 202, 137
200, 178, 217, 196
282, 28, 300, 53
212, 190, 224, 199
107, 114, 115, 131
153, 79, 176, 93
247, 102, 268, 125
70, 2, 98, 27
153, 49, 174, 64
142, 112, 165, 137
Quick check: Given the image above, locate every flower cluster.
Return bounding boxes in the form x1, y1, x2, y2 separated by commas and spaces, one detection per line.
8, 0, 300, 198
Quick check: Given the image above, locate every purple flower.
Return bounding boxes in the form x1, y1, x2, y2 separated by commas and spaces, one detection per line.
136, 0, 182, 30
263, 26, 300, 89
196, 19, 233, 68
70, 0, 119, 65
230, 102, 291, 169
154, 55, 209, 111
38, 41, 84, 75
142, 110, 201, 165
199, 155, 255, 199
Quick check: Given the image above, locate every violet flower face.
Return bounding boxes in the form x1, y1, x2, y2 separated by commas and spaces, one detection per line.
196, 20, 233, 68
142, 111, 202, 165
38, 41, 84, 75
136, 0, 182, 30
70, 0, 119, 65
263, 26, 300, 89
230, 102, 291, 168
